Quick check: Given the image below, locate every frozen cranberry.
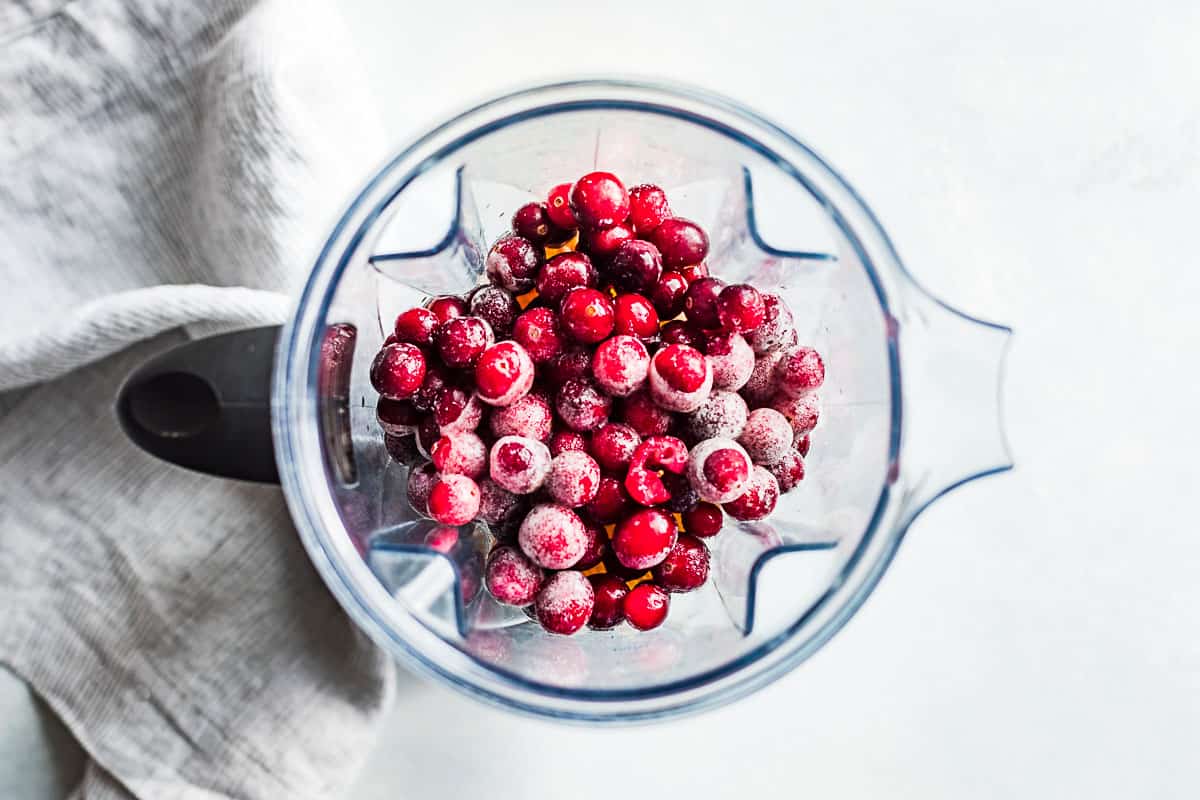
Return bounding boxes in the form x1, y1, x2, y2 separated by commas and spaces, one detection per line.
775, 346, 826, 397
589, 423, 641, 472
544, 451, 602, 508
468, 286, 519, 339
739, 407, 793, 466
425, 295, 468, 324
545, 345, 591, 384
546, 182, 578, 230
413, 363, 451, 412
651, 217, 709, 268
795, 434, 811, 457
535, 570, 594, 635
519, 503, 588, 569
559, 288, 614, 344
415, 416, 440, 458
477, 478, 523, 525
511, 201, 565, 246
436, 316, 493, 369
662, 471, 699, 513
486, 234, 543, 293
706, 333, 755, 391
746, 293, 796, 353
556, 378, 611, 431
682, 502, 723, 537
370, 342, 427, 400
652, 534, 710, 592
679, 263, 709, 283
488, 391, 552, 441
485, 545, 544, 606
608, 240, 663, 293
587, 574, 629, 630
770, 392, 821, 436
625, 437, 688, 506
628, 184, 671, 236
613, 293, 660, 340
650, 271, 689, 318
683, 276, 726, 329
549, 430, 589, 456
430, 431, 487, 478
612, 508, 677, 570
489, 435, 551, 495
537, 252, 597, 305
406, 462, 438, 517
717, 284, 766, 333
474, 341, 535, 407
686, 390, 748, 441
723, 466, 779, 521
686, 438, 753, 503
585, 475, 632, 524
659, 320, 707, 351
649, 344, 713, 413
591, 335, 650, 397
394, 307, 439, 345
766, 448, 806, 493
433, 386, 483, 432
570, 172, 630, 230
512, 307, 564, 364
385, 432, 421, 465
423, 525, 459, 553
427, 474, 481, 525
377, 397, 421, 434
741, 350, 785, 407
582, 222, 634, 260
618, 389, 673, 437
624, 583, 670, 631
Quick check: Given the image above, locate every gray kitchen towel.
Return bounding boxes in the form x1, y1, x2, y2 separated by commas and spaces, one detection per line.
0, 1, 395, 798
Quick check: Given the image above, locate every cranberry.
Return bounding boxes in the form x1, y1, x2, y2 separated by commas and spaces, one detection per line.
766, 448, 806, 493
717, 283, 766, 333
377, 397, 421, 434
385, 432, 421, 465
545, 182, 578, 230
723, 466, 779, 521
570, 172, 630, 229
484, 545, 544, 606
556, 377, 612, 432
682, 502, 723, 537
585, 475, 632, 524
537, 252, 597, 305
545, 345, 591, 384
591, 335, 650, 397
623, 583, 670, 631
577, 521, 609, 570
618, 389, 673, 437
430, 431, 487, 478
425, 295, 468, 324
603, 551, 650, 581
544, 451, 602, 508
795, 434, 811, 457
535, 570, 594, 635
394, 307, 439, 345
746, 293, 796, 354
612, 508, 677, 570
741, 351, 785, 407
512, 307, 564, 364
613, 293, 660, 340
519, 503, 588, 569
662, 471, 699, 513
683, 276, 726, 329
650, 271, 690, 318
651, 534, 710, 592
775, 346, 826, 397
769, 392, 821, 436
559, 288, 615, 344
608, 240, 663, 293
468, 286, 518, 338
687, 390, 749, 441
413, 363, 451, 412
707, 333, 755, 391
433, 386, 483, 432
436, 316, 493, 369
589, 423, 641, 472
511, 201, 568, 246
489, 435, 551, 495
659, 320, 707, 351
624, 436, 689, 506
477, 478, 523, 525
649, 344, 713, 413
406, 462, 438, 517
587, 574, 629, 630
628, 184, 671, 236
582, 222, 634, 260
370, 342, 426, 400
474, 341, 535, 406
415, 416, 440, 458
687, 438, 753, 503
549, 430, 588, 456
427, 474, 481, 525
488, 391, 552, 441
651, 217, 709, 268
739, 407, 793, 466
679, 263, 709, 283
485, 234, 543, 293
382, 333, 398, 347
423, 525, 460, 554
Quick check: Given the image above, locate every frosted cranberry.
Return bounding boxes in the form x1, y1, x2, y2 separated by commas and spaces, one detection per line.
770, 392, 821, 436
742, 350, 785, 407
427, 474, 481, 525
746, 293, 796, 353
686, 438, 753, 503
624, 583, 670, 631
519, 503, 588, 569
717, 283, 765, 333
545, 345, 591, 384
587, 574, 629, 630
651, 217, 709, 268
407, 462, 438, 517
739, 407, 793, 465
766, 449, 806, 493
608, 240, 663, 293
512, 307, 564, 364
585, 475, 632, 524
413, 363, 451, 412
662, 472, 699, 513
559, 288, 614, 344
549, 430, 588, 456
423, 525, 459, 554
436, 316, 493, 369
546, 182, 578, 230
618, 389, 673, 437
544, 451, 602, 508
415, 416, 440, 458
484, 545, 544, 606
370, 343, 427, 400
477, 478, 523, 525
377, 397, 421, 434
570, 172, 630, 229
468, 286, 518, 338
577, 521, 608, 570
775, 346, 826, 397
707, 332, 755, 391
795, 434, 811, 457
650, 271, 689, 318
535, 570, 594, 635
589, 423, 641, 472
683, 277, 726, 329
474, 341, 535, 407
613, 293, 660, 339
649, 344, 713, 413
537, 252, 597, 305
628, 184, 671, 236
556, 378, 611, 432
723, 466, 779, 521
582, 222, 634, 260
385, 433, 421, 465
486, 234, 543, 293
659, 320, 706, 351
652, 534, 710, 592
511, 202, 564, 246
679, 263, 709, 283
682, 502, 723, 537
612, 508, 677, 570
489, 435, 551, 495
425, 295, 468, 324
489, 391, 552, 441
686, 390, 748, 441
433, 386, 483, 432
430, 431, 487, 478
624, 436, 689, 506
394, 307, 439, 345
591, 335, 650, 397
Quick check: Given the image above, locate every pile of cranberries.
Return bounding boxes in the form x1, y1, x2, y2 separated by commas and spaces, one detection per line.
371, 172, 824, 636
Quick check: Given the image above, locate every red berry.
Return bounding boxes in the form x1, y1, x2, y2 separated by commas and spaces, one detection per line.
650, 271, 689, 318
519, 503, 588, 569
603, 551, 650, 582
559, 288, 615, 344
589, 423, 641, 472
746, 293, 796, 354
738, 407, 793, 465
545, 182, 578, 230
612, 508, 677, 571
468, 285, 518, 338
624, 435, 689, 506
717, 283, 766, 333
618, 389, 673, 437
537, 252, 598, 305
549, 430, 589, 456
608, 239, 663, 293
535, 570, 594, 635
628, 184, 671, 236
407, 462, 438, 517
765, 448, 805, 493
795, 434, 811, 457
585, 475, 632, 524
511, 202, 568, 246
653, 344, 707, 392
427, 474, 481, 525
412, 363, 451, 412
613, 293, 660, 339
775, 346, 825, 397
683, 276, 726, 329
624, 583, 670, 631
394, 307, 439, 345
415, 416, 440, 458
477, 478, 523, 525
485, 234, 543, 293
577, 521, 609, 570
545, 345, 592, 384
707, 332, 755, 391
770, 392, 821, 436
591, 335, 650, 397
489, 391, 552, 441
661, 471, 699, 513
385, 433, 421, 465
436, 316, 493, 368
723, 466, 779, 521
425, 295, 468, 324
544, 451, 602, 508
569, 172, 630, 230
582, 222, 634, 260
489, 435, 551, 495
587, 574, 629, 630
651, 534, 710, 592
512, 307, 564, 364
485, 545, 544, 606
433, 386, 483, 432
377, 397, 421, 434
555, 377, 612, 432
687, 390, 749, 441
679, 263, 709, 283
430, 430, 487, 478
474, 341, 535, 406
424, 525, 459, 554
682, 502, 724, 537
370, 342, 427, 400
741, 351, 785, 407
686, 438, 753, 503
651, 217, 709, 268
659, 320, 707, 351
